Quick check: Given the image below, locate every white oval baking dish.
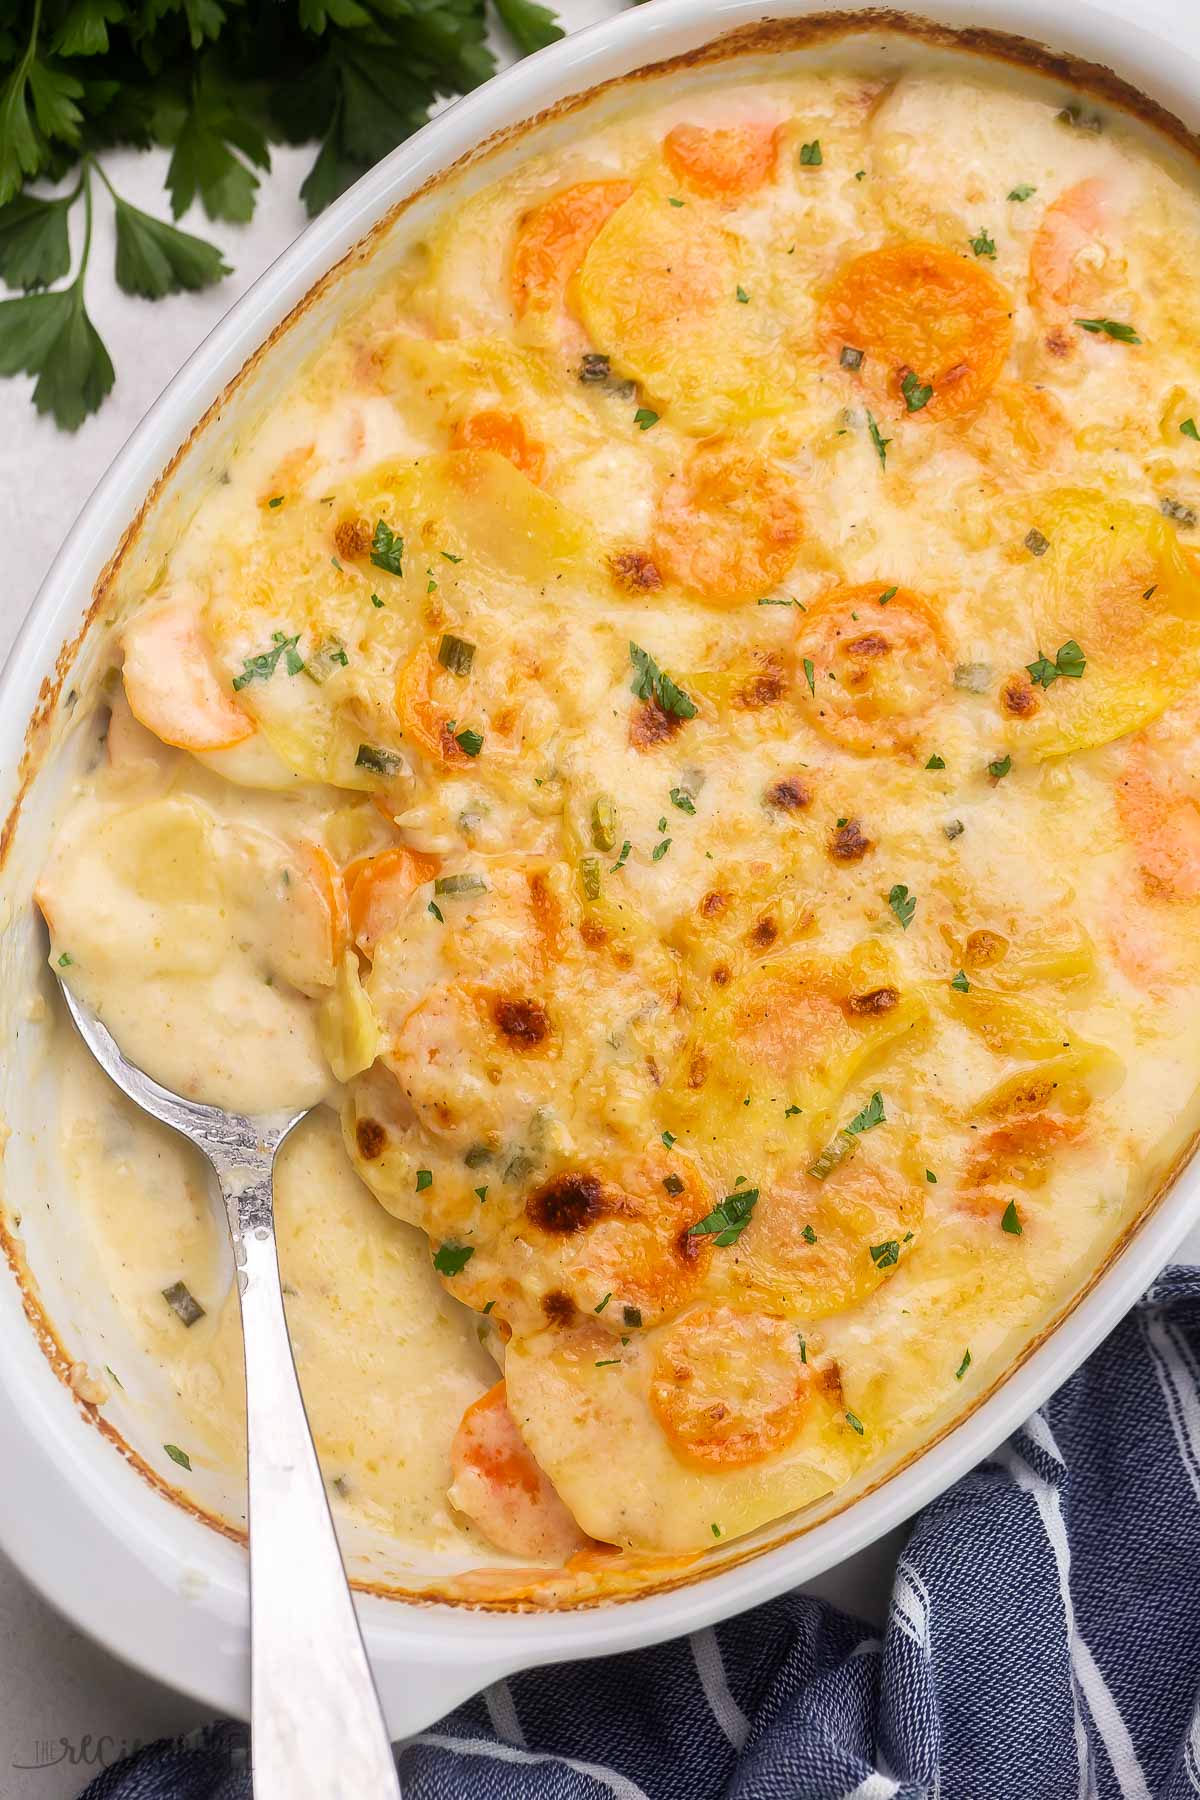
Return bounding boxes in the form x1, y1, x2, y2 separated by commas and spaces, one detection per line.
2, 0, 1200, 1741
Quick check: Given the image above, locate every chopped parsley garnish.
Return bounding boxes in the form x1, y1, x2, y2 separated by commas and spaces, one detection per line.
670, 786, 697, 815
634, 408, 660, 430
1027, 639, 1085, 687
870, 1239, 900, 1268
799, 140, 823, 166
454, 727, 484, 758
662, 1130, 676, 1149
784, 1104, 802, 1118
688, 1185, 760, 1248
594, 1359, 621, 1369
1007, 183, 1036, 201
1075, 317, 1141, 344
847, 1090, 885, 1135
926, 1169, 938, 1184
232, 630, 304, 691
1024, 527, 1050, 557
369, 518, 404, 576
988, 753, 1013, 780
415, 1169, 432, 1191
969, 228, 996, 258
433, 1243, 475, 1277
611, 839, 632, 872
736, 285, 750, 304
629, 642, 698, 719
797, 1334, 807, 1362
901, 370, 933, 413
845, 1411, 865, 1436
652, 838, 672, 862
370, 592, 384, 608
1001, 1200, 1023, 1236
267, 495, 283, 508
866, 410, 891, 467
164, 1443, 192, 1471
594, 1292, 612, 1313
1183, 418, 1200, 441
427, 900, 443, 922
667, 197, 685, 207
878, 586, 897, 606
839, 345, 864, 370
951, 970, 971, 993
711, 1523, 722, 1538
441, 550, 463, 563
57, 951, 72, 967
888, 883, 916, 930
925, 754, 945, 770
475, 1186, 488, 1203
803, 656, 816, 697
801, 1224, 817, 1243
955, 1349, 972, 1379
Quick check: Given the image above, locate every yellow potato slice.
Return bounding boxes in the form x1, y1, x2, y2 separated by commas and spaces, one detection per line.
576, 185, 801, 433
1003, 488, 1200, 757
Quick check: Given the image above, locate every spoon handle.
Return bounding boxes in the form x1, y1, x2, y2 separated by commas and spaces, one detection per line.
219, 1148, 402, 1800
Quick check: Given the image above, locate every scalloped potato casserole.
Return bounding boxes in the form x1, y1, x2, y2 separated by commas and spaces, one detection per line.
35, 57, 1200, 1571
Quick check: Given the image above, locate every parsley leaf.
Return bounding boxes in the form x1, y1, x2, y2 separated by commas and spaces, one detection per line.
846, 1411, 865, 1436
1075, 316, 1141, 344
735, 284, 750, 303
634, 407, 659, 430
887, 883, 916, 930
951, 970, 970, 992
1183, 418, 1200, 441
925, 754, 945, 770
370, 518, 404, 576
688, 1186, 760, 1248
1027, 639, 1086, 687
1007, 183, 1036, 201
1001, 1200, 1023, 1236
670, 786, 697, 814
629, 642, 697, 720
870, 1239, 901, 1268
112, 194, 229, 299
493, 0, 565, 55
988, 753, 1012, 780
901, 370, 933, 412
799, 140, 822, 165
0, 278, 112, 430
166, 76, 268, 224
0, 192, 71, 290
803, 655, 815, 697
846, 1090, 885, 1134
433, 1243, 475, 1277
231, 631, 304, 691
969, 228, 996, 258
866, 409, 891, 466
163, 1442, 192, 1471
955, 1349, 972, 1378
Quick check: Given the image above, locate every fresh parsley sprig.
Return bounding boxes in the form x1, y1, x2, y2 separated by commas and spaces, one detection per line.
0, 0, 564, 429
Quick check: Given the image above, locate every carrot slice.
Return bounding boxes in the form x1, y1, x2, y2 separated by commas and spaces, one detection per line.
663, 122, 780, 199
394, 645, 469, 765
1029, 178, 1110, 313
448, 1380, 586, 1560
797, 583, 951, 753
510, 180, 633, 319
122, 597, 254, 752
450, 410, 545, 484
650, 1305, 812, 1468
820, 241, 1012, 421
345, 847, 439, 952
652, 440, 803, 605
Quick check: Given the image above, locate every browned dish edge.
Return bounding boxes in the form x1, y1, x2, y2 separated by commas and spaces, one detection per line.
2, 5, 1198, 1613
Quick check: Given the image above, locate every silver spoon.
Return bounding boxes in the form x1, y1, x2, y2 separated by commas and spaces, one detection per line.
52, 972, 403, 1800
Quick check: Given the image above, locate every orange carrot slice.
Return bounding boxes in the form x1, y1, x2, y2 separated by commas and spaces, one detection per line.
450, 410, 546, 484
510, 180, 633, 319
122, 598, 254, 752
345, 847, 439, 952
448, 1380, 586, 1559
663, 122, 780, 199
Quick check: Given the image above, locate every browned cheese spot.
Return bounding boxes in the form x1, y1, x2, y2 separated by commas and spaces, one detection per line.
355, 1118, 387, 1160
526, 1172, 605, 1234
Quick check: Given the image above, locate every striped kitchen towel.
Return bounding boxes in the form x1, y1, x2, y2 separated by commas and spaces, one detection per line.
78, 1263, 1200, 1800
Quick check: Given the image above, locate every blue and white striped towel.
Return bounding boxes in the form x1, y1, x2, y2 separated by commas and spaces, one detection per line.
78, 1263, 1200, 1800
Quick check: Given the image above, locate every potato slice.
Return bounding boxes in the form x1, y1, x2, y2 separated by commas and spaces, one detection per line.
576, 185, 801, 433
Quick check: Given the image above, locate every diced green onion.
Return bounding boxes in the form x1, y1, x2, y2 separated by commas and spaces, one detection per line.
591, 794, 618, 851
355, 743, 404, 777
438, 634, 476, 676
807, 1129, 859, 1182
581, 856, 601, 902
162, 1281, 205, 1327
304, 638, 350, 684
953, 661, 993, 693
434, 873, 487, 897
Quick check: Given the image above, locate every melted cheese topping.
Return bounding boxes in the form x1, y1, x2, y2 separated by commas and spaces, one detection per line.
36, 62, 1200, 1564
